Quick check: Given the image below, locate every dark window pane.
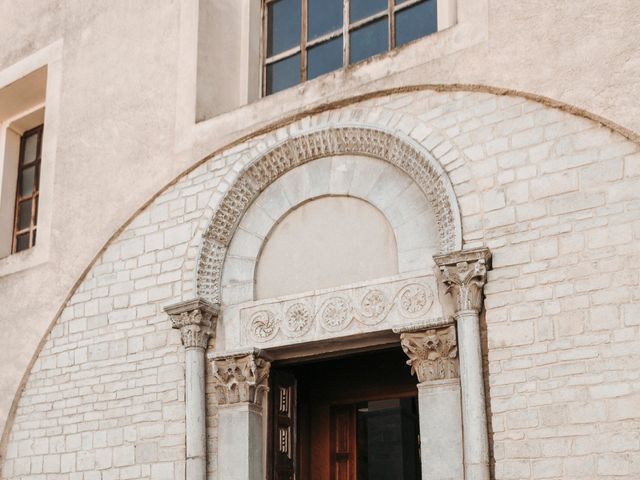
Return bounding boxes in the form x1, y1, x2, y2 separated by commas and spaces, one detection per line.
308, 36, 343, 80
266, 54, 301, 94
15, 233, 30, 252
23, 132, 38, 164
308, 0, 342, 40
17, 199, 32, 230
350, 0, 387, 23
33, 197, 39, 226
349, 17, 388, 64
32, 229, 37, 246
19, 166, 35, 196
395, 0, 437, 47
356, 397, 421, 480
267, 0, 301, 57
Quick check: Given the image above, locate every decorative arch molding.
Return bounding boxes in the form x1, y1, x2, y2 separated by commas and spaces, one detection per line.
196, 127, 462, 303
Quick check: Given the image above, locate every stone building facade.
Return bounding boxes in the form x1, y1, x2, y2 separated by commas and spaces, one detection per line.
1, 1, 639, 479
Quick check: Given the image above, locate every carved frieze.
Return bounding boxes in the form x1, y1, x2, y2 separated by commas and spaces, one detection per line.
400, 325, 459, 383
211, 351, 271, 406
197, 127, 462, 303
433, 248, 491, 314
165, 299, 219, 349
238, 274, 440, 350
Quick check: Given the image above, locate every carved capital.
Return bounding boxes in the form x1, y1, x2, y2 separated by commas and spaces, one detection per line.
165, 298, 219, 349
210, 350, 271, 406
400, 325, 459, 383
433, 248, 491, 314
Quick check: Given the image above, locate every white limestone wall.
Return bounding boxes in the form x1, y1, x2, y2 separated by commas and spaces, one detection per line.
1, 91, 639, 479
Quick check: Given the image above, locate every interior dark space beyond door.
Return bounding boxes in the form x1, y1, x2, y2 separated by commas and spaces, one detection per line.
269, 348, 421, 480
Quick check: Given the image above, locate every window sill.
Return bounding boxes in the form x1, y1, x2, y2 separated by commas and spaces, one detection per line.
0, 242, 49, 277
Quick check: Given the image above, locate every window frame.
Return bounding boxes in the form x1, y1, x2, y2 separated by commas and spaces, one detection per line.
261, 0, 434, 96
12, 124, 43, 253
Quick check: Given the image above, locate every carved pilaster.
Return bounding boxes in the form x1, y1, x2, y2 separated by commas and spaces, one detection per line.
211, 350, 271, 406
165, 298, 219, 349
433, 248, 491, 314
400, 325, 459, 383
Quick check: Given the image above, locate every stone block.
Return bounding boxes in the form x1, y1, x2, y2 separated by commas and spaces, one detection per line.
530, 171, 578, 199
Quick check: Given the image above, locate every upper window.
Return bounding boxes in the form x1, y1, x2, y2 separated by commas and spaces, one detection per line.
12, 125, 43, 253
263, 0, 438, 95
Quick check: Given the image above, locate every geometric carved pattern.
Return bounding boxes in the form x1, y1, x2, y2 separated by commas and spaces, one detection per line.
400, 325, 459, 383
197, 127, 461, 302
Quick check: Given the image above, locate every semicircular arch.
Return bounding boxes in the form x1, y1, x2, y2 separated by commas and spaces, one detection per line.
196, 127, 463, 303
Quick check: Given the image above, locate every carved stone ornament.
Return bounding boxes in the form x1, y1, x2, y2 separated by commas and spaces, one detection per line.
433, 248, 491, 314
164, 299, 219, 349
241, 276, 438, 347
197, 127, 462, 302
400, 325, 459, 383
211, 351, 271, 406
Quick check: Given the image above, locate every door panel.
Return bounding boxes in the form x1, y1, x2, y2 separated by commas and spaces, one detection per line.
270, 370, 297, 480
330, 405, 356, 480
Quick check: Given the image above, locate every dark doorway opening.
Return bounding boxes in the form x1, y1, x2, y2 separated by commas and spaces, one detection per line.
269, 347, 421, 480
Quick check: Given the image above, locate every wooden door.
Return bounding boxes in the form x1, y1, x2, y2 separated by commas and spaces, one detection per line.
330, 405, 356, 480
270, 370, 297, 480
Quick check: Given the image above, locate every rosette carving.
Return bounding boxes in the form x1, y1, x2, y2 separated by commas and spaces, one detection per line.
398, 284, 433, 318
248, 310, 279, 342
320, 297, 352, 331
400, 325, 458, 383
212, 352, 271, 406
283, 303, 313, 337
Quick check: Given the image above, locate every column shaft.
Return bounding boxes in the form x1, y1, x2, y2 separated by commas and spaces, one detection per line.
433, 247, 491, 480
457, 311, 489, 480
185, 347, 207, 479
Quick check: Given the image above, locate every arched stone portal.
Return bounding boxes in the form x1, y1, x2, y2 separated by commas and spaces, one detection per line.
168, 127, 490, 480
196, 127, 462, 304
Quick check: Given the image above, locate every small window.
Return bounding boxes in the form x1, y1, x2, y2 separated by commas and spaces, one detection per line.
263, 0, 439, 95
12, 125, 43, 253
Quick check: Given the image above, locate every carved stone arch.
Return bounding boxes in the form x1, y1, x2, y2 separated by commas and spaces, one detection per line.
196, 127, 462, 303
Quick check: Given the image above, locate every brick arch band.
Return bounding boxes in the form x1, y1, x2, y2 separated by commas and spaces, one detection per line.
196, 127, 462, 303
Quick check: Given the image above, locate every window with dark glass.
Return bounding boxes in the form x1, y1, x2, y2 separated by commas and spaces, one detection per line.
12, 125, 43, 253
263, 0, 438, 95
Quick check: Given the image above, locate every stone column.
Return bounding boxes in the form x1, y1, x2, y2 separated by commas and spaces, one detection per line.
397, 322, 464, 480
165, 298, 219, 480
434, 248, 491, 480
209, 349, 271, 480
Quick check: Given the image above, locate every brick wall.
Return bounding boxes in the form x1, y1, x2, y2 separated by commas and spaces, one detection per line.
2, 90, 639, 479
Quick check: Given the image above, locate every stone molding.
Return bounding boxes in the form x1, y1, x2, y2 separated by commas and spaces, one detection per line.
209, 350, 271, 406
197, 127, 462, 302
236, 273, 443, 350
433, 248, 491, 314
164, 298, 219, 349
400, 325, 459, 383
